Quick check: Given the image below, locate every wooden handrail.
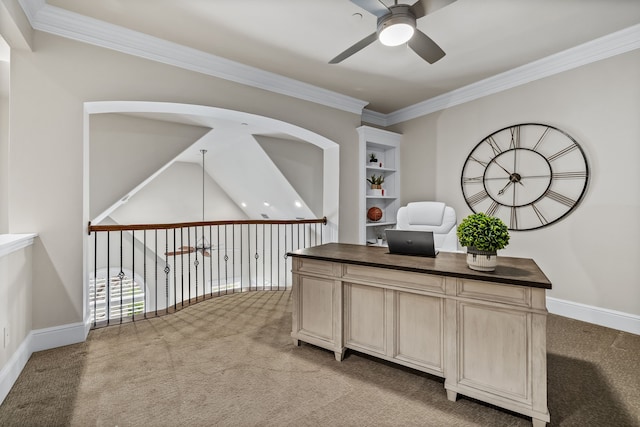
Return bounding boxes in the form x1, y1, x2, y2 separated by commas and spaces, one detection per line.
88, 217, 327, 235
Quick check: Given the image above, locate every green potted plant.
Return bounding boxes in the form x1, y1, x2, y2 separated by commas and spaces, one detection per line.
366, 174, 385, 196
456, 212, 510, 271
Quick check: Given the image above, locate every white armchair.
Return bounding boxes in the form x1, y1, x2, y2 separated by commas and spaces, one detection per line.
396, 202, 459, 252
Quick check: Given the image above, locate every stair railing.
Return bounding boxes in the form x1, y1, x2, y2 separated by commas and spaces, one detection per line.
87, 217, 326, 329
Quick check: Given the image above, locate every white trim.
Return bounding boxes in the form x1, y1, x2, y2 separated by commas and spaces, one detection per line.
18, 1, 640, 125
18, 0, 368, 115
0, 333, 32, 405
29, 322, 87, 353
385, 23, 640, 125
361, 109, 388, 127
0, 233, 37, 258
0, 321, 88, 405
547, 297, 640, 336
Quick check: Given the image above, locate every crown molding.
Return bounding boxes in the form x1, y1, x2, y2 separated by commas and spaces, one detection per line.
361, 109, 388, 127
17, 0, 369, 115
17, 1, 640, 125
385, 23, 640, 126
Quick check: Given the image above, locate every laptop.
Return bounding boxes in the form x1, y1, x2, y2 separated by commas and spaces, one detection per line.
385, 229, 439, 258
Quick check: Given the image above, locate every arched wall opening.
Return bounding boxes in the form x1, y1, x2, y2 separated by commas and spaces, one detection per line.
82, 101, 340, 328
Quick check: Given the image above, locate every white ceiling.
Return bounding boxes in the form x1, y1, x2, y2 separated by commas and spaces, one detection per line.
42, 0, 640, 114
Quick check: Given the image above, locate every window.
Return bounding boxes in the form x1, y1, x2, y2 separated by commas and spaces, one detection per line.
89, 269, 145, 322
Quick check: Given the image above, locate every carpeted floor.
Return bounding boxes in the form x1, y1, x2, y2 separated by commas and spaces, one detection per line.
0, 290, 639, 426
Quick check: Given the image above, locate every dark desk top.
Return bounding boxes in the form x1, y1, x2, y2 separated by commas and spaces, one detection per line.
288, 243, 552, 289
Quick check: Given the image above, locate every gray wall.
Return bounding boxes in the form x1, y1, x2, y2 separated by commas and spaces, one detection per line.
392, 50, 640, 316
8, 32, 361, 330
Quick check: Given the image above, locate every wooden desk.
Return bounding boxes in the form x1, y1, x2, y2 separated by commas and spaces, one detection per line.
289, 243, 551, 427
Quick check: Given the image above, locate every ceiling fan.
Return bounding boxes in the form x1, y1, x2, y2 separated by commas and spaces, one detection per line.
165, 149, 213, 258
330, 0, 456, 64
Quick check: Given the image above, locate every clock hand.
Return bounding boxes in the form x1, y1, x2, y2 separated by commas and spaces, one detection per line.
492, 160, 514, 176
497, 180, 513, 196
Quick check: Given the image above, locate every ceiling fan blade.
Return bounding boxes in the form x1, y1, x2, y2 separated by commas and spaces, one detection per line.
350, 0, 390, 18
408, 30, 445, 64
165, 246, 196, 256
410, 0, 457, 19
166, 250, 189, 256
329, 32, 377, 64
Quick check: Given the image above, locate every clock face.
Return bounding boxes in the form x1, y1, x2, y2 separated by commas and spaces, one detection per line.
461, 123, 589, 231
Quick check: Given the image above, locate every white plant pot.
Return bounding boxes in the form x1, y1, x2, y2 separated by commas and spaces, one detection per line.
368, 188, 383, 197
466, 248, 497, 272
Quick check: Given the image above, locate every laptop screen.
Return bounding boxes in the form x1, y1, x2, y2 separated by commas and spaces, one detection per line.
385, 230, 439, 258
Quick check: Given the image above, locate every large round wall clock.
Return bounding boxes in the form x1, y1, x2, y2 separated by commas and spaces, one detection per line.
461, 123, 589, 231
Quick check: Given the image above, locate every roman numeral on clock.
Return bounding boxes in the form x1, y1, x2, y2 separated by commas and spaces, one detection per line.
552, 171, 587, 179
545, 190, 576, 207
463, 176, 483, 184
509, 126, 520, 149
485, 136, 502, 156
548, 143, 578, 161
486, 201, 500, 216
467, 190, 489, 206
531, 203, 548, 225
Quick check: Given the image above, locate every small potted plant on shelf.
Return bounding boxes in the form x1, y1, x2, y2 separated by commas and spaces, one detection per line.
366, 174, 385, 196
456, 212, 510, 272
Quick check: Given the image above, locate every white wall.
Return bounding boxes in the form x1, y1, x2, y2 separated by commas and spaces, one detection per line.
0, 244, 32, 369
256, 135, 324, 217
392, 50, 640, 317
110, 161, 247, 224
7, 31, 361, 331
90, 113, 210, 220
0, 58, 8, 234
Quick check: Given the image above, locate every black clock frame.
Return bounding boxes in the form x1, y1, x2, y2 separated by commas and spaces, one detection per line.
461, 123, 590, 231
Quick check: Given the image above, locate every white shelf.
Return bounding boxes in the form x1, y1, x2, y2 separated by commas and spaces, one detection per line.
366, 166, 396, 172
366, 221, 396, 227
366, 196, 397, 200
358, 126, 402, 245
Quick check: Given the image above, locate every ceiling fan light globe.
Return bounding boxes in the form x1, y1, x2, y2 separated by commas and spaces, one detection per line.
379, 23, 415, 46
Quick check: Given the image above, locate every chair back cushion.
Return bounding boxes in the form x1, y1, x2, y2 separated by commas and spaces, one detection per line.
396, 202, 459, 251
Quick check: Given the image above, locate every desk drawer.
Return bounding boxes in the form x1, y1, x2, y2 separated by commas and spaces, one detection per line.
343, 264, 445, 294
457, 279, 531, 307
295, 258, 336, 276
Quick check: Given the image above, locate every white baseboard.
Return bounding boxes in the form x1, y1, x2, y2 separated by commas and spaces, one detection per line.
547, 297, 640, 335
0, 334, 33, 405
0, 321, 88, 405
30, 322, 87, 353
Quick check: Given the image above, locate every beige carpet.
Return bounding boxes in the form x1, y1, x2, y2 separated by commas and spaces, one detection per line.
1, 290, 639, 426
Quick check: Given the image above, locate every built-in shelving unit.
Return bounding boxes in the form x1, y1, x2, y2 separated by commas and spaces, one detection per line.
357, 126, 401, 245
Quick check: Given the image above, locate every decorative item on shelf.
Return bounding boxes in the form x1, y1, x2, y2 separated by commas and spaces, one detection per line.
367, 206, 383, 222
366, 174, 385, 196
456, 212, 510, 272
369, 153, 378, 163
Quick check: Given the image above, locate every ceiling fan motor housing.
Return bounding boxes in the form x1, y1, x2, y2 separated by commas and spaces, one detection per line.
377, 5, 417, 43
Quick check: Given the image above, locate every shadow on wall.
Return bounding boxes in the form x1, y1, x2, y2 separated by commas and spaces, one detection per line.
33, 238, 83, 328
